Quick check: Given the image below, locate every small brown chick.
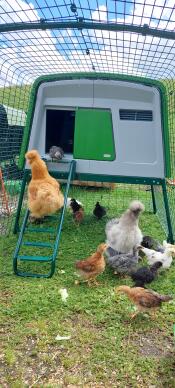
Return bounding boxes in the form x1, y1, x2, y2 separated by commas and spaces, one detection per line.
73, 208, 84, 223
115, 285, 172, 318
75, 243, 108, 286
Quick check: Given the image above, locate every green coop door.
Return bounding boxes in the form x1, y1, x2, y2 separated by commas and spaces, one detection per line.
73, 109, 115, 161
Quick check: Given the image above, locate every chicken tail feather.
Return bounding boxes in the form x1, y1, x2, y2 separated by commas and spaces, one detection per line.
160, 295, 173, 302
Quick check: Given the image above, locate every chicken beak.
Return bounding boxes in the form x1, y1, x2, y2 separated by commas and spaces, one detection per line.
103, 244, 109, 254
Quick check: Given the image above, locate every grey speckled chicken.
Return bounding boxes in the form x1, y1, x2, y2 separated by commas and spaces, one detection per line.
106, 246, 140, 275
49, 146, 64, 160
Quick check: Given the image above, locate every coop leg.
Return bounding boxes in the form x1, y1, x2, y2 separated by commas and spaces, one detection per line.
151, 185, 157, 214
162, 179, 174, 243
13, 170, 28, 234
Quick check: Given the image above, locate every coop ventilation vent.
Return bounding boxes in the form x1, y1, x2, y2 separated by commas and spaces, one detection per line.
119, 110, 153, 121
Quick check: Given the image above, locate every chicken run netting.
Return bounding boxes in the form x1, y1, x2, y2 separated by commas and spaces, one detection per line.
0, 0, 175, 240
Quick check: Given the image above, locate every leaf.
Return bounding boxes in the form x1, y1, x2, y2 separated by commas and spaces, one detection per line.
55, 334, 71, 341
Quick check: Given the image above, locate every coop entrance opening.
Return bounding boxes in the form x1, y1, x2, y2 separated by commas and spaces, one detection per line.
45, 109, 75, 154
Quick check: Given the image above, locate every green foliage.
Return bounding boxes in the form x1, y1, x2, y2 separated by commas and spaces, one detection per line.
0, 84, 31, 111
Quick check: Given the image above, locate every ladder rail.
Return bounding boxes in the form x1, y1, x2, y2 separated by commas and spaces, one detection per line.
50, 159, 76, 277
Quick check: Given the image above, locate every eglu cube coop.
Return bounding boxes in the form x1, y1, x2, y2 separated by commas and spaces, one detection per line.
0, 0, 175, 278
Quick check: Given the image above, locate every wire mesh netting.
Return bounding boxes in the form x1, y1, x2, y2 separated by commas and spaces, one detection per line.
0, 0, 175, 237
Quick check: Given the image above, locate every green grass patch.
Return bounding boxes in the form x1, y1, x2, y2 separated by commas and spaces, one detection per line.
0, 186, 175, 386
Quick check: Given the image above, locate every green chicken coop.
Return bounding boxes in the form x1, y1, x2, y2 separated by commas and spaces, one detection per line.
0, 1, 175, 277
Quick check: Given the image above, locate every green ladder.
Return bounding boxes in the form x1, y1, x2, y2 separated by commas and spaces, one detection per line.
13, 159, 76, 278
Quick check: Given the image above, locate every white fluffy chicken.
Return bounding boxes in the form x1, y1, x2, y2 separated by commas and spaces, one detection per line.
163, 241, 175, 249
140, 241, 175, 269
105, 200, 144, 254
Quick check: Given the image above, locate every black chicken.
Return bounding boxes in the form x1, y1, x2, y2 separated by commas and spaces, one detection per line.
131, 261, 163, 287
142, 235, 164, 253
70, 198, 84, 223
70, 198, 82, 213
93, 201, 106, 220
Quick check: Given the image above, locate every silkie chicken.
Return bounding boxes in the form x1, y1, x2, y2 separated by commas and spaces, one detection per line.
105, 218, 119, 233
106, 246, 140, 276
140, 244, 175, 269
141, 235, 164, 253
115, 285, 173, 318
25, 150, 64, 219
93, 201, 106, 220
105, 200, 144, 254
70, 198, 84, 223
49, 146, 64, 160
75, 243, 107, 286
131, 261, 162, 287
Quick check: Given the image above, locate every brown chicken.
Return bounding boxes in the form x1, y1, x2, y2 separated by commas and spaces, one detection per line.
75, 243, 108, 286
25, 150, 64, 219
115, 285, 172, 318
73, 208, 84, 223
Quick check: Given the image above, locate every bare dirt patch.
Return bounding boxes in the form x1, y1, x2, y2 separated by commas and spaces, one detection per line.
0, 314, 102, 386
125, 329, 174, 358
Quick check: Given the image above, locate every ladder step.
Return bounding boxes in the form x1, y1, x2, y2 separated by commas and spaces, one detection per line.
25, 227, 56, 233
22, 242, 53, 248
44, 215, 59, 220
18, 255, 52, 262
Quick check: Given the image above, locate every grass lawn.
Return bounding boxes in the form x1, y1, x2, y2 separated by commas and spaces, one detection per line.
0, 186, 175, 387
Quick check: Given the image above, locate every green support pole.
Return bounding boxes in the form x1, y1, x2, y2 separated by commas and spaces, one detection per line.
13, 209, 30, 274
13, 170, 29, 234
0, 20, 175, 41
151, 185, 157, 214
162, 179, 174, 243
